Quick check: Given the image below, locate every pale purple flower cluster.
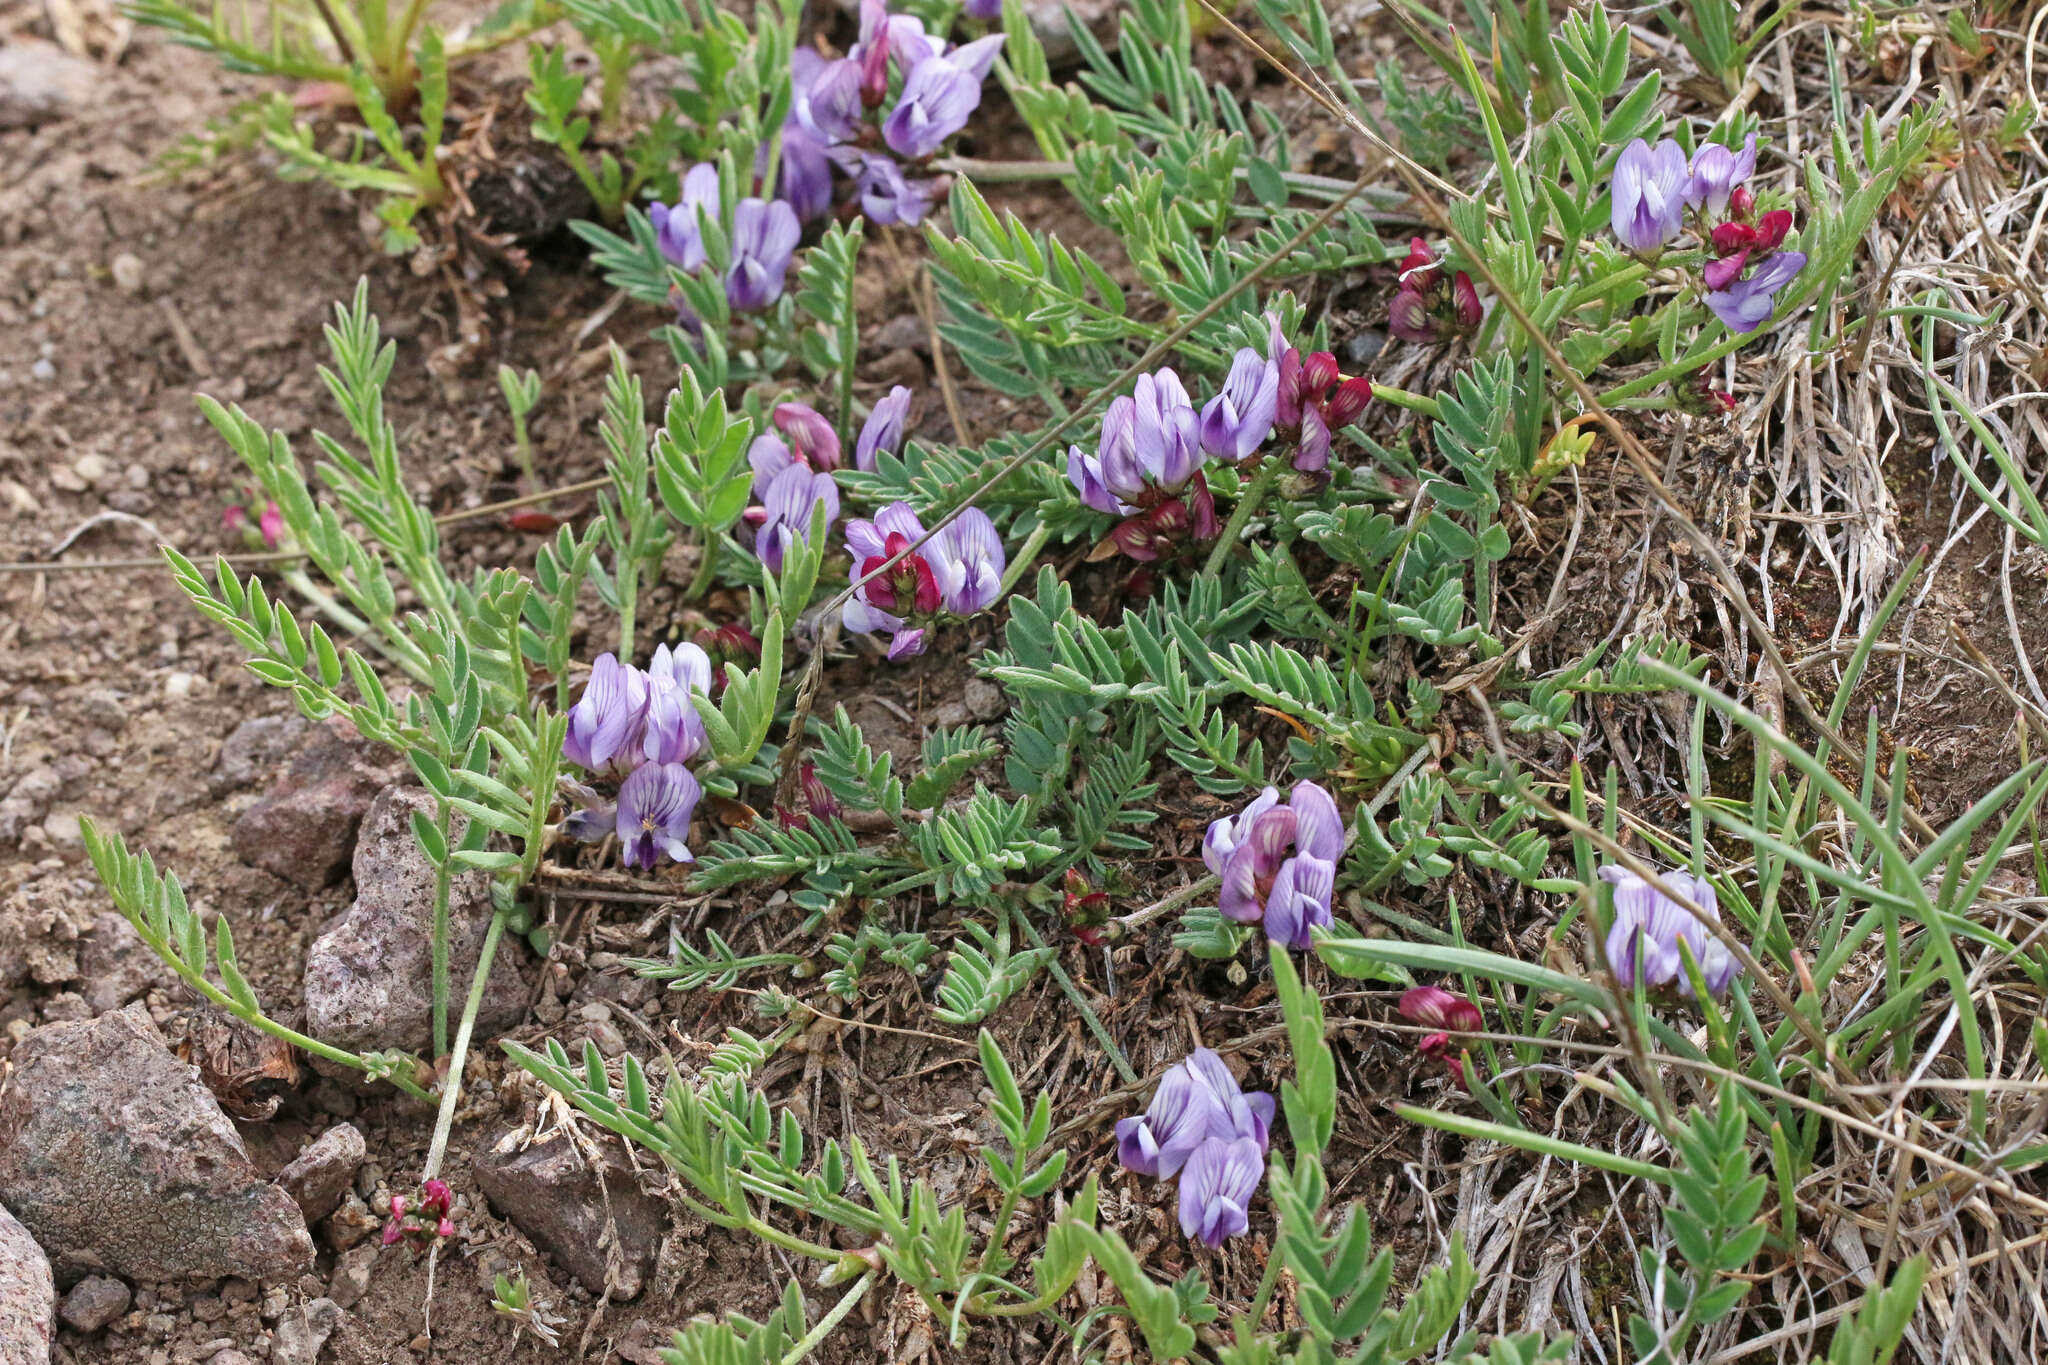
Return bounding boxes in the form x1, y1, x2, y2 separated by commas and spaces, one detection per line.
1609, 133, 1805, 339
561, 645, 715, 867
1599, 865, 1739, 998
771, 0, 1004, 227
744, 390, 914, 573
649, 163, 800, 314
1116, 1049, 1272, 1248
1064, 317, 1373, 562
1204, 781, 1342, 948
842, 501, 1005, 659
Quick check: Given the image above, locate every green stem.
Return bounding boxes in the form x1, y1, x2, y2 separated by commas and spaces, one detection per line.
429, 801, 456, 1058
1364, 383, 1442, 418
973, 1190, 1020, 1281
423, 907, 508, 1180
996, 523, 1053, 600
685, 534, 722, 602
1204, 458, 1283, 576
781, 1273, 875, 1364
616, 562, 639, 659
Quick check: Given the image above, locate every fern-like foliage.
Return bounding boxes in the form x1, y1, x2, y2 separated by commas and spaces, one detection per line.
932, 915, 1054, 1025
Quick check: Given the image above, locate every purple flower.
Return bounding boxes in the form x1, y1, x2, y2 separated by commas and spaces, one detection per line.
1610, 138, 1688, 254
1066, 442, 1133, 515
843, 502, 940, 658
1685, 133, 1758, 218
649, 163, 721, 273
724, 198, 800, 312
882, 36, 1004, 159
859, 0, 941, 73
801, 54, 864, 144
844, 151, 937, 226
856, 385, 913, 470
775, 401, 841, 471
563, 653, 648, 774
1115, 1059, 1222, 1178
1204, 781, 1343, 948
1115, 1047, 1272, 1178
747, 433, 798, 502
929, 508, 1005, 614
1198, 345, 1280, 462
1704, 251, 1805, 334
963, 0, 1002, 16
615, 761, 702, 868
748, 403, 841, 503
1599, 865, 1738, 998
1178, 1138, 1263, 1248
1066, 368, 1208, 512
777, 123, 838, 223
1132, 369, 1201, 488
754, 463, 840, 572
641, 642, 712, 766
1183, 1048, 1275, 1149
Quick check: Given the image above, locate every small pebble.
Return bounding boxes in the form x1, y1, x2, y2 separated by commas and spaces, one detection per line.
72, 453, 108, 485
31, 357, 54, 382
111, 252, 147, 295
60, 1275, 133, 1333
164, 671, 198, 699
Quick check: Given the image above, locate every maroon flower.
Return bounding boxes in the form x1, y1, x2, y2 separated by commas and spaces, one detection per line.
1398, 986, 1482, 1033
1386, 240, 1484, 346
1398, 986, 1482, 1090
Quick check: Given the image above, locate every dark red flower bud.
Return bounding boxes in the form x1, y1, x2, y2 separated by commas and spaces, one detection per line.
859, 39, 890, 107
1710, 221, 1756, 256
1752, 208, 1792, 252
1729, 185, 1755, 219
1186, 474, 1218, 541
800, 761, 840, 820
1301, 351, 1340, 395
1323, 376, 1374, 428
1398, 236, 1440, 289
1388, 287, 1435, 345
1451, 272, 1483, 329
507, 510, 563, 534
1400, 985, 1483, 1033
420, 1179, 452, 1216
436, 1217, 456, 1240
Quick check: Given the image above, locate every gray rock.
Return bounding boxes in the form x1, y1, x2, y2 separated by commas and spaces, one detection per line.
230, 720, 398, 888
275, 1124, 365, 1223
472, 1127, 666, 1301
0, 765, 60, 851
210, 715, 309, 796
78, 911, 166, 1015
270, 1297, 340, 1365
0, 41, 98, 129
59, 1274, 131, 1333
302, 786, 528, 1056
0, 1203, 55, 1362
327, 1244, 377, 1310
211, 1351, 258, 1365
0, 1004, 315, 1281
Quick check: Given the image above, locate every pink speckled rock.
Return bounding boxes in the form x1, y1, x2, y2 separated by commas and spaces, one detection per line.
0, 1004, 314, 1282
0, 1203, 54, 1363
301, 786, 528, 1056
